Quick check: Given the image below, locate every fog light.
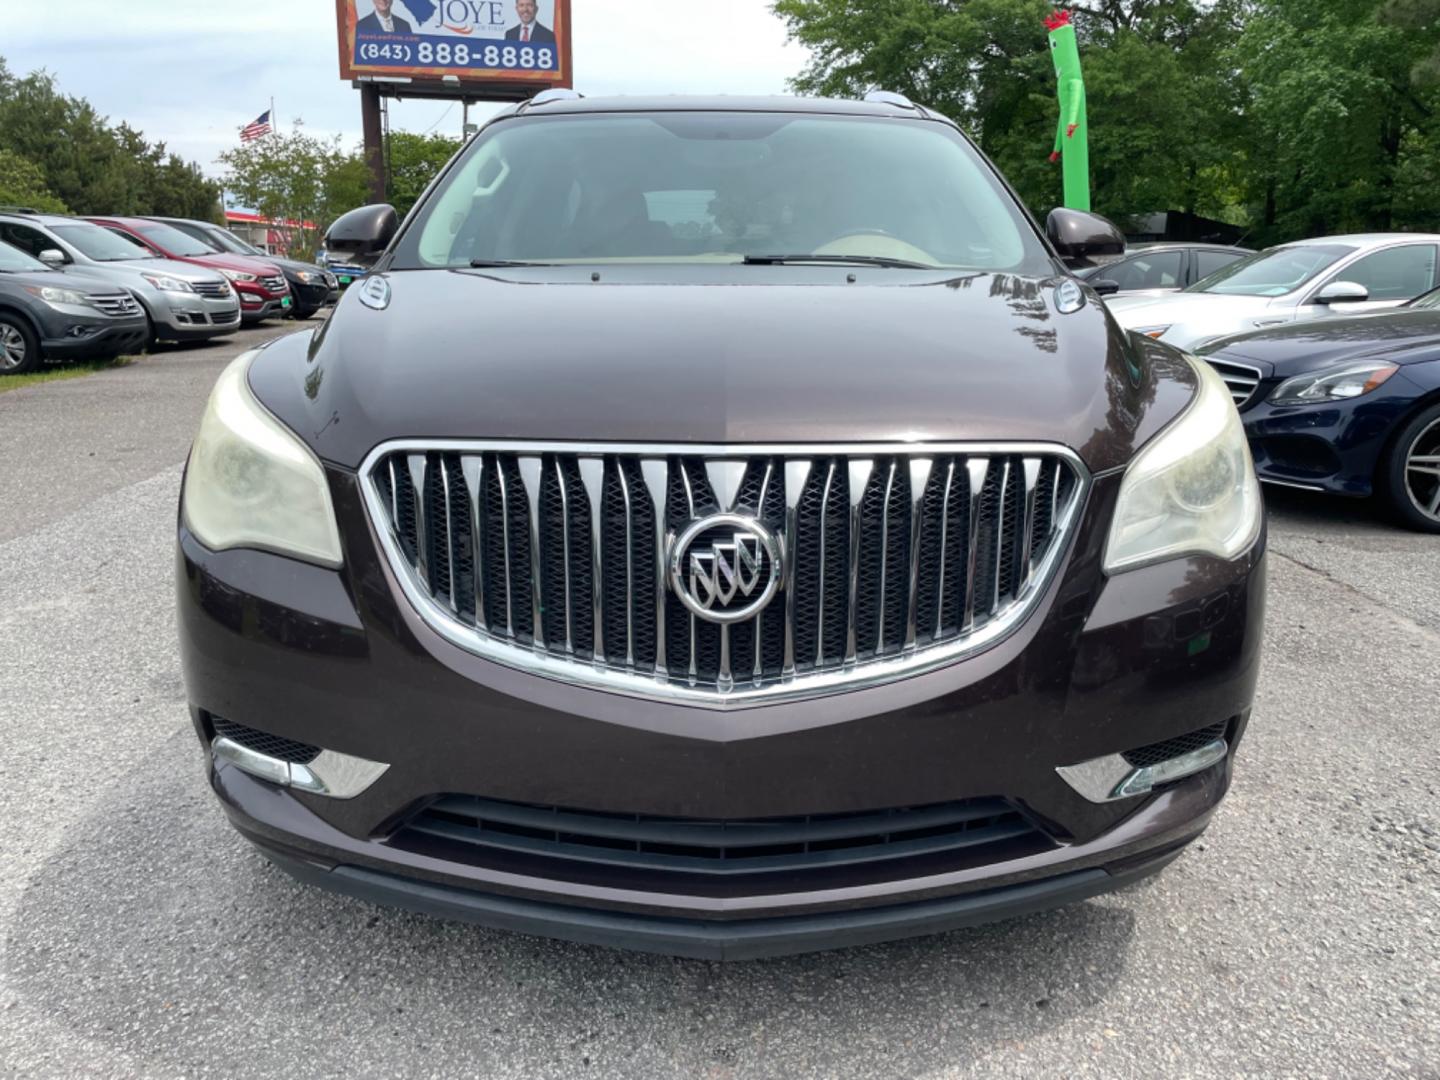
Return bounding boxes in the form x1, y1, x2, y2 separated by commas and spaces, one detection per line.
211, 732, 389, 799
1056, 735, 1229, 803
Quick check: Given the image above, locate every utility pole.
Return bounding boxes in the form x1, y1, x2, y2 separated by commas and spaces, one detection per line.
361, 82, 386, 204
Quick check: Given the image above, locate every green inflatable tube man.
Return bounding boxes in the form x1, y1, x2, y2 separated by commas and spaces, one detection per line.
1046, 9, 1090, 212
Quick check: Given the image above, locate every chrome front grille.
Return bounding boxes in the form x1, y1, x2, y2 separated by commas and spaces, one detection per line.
192, 280, 230, 299
1205, 358, 1263, 408
260, 274, 287, 293
362, 442, 1087, 706
88, 292, 141, 317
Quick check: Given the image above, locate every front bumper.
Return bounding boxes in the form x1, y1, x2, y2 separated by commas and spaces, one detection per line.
37, 311, 149, 359
178, 468, 1265, 955
1233, 369, 1430, 497
151, 293, 241, 340
237, 291, 292, 323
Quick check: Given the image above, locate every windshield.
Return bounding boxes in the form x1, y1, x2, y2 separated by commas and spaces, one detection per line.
0, 242, 49, 273
400, 112, 1046, 272
196, 226, 257, 256
137, 222, 219, 257
51, 223, 154, 262
1188, 244, 1355, 297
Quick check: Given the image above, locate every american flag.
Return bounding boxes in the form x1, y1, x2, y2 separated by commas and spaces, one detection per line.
240, 110, 272, 142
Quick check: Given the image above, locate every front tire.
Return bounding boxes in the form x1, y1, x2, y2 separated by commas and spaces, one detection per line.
0, 314, 40, 375
1381, 402, 1440, 533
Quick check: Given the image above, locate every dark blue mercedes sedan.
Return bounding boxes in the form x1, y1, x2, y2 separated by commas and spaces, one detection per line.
1198, 288, 1440, 532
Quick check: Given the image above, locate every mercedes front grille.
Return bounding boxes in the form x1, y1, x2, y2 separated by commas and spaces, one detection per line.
1204, 358, 1263, 408
362, 443, 1087, 706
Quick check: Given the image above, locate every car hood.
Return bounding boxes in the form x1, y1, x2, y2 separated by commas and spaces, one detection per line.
1200, 308, 1440, 374
77, 258, 227, 285
249, 267, 1196, 473
1104, 291, 1294, 350
262, 255, 328, 278
0, 268, 109, 294
188, 252, 283, 276
1105, 291, 1279, 323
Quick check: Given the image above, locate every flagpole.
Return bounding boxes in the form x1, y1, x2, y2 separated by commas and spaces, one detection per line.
271, 96, 276, 136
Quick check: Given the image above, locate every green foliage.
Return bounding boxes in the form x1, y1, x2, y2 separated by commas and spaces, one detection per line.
218, 124, 370, 262
773, 0, 1440, 243
386, 131, 463, 219
0, 57, 220, 219
0, 148, 69, 213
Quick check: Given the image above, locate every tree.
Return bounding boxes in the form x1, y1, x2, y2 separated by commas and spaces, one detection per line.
1236, 0, 1440, 241
218, 124, 369, 261
0, 149, 69, 213
386, 131, 462, 218
0, 55, 220, 218
771, 0, 1247, 225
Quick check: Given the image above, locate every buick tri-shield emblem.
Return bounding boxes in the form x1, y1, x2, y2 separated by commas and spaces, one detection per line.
669, 513, 783, 625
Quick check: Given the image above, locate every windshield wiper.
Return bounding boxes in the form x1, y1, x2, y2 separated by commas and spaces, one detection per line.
468, 259, 557, 268
742, 253, 936, 270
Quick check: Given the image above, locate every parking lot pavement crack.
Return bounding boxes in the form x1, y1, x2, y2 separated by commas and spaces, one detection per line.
1267, 547, 1440, 646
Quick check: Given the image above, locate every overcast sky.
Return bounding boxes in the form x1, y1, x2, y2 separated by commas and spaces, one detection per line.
3, 1, 811, 175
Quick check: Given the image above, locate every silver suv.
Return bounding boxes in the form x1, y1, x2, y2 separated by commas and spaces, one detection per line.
0, 211, 241, 344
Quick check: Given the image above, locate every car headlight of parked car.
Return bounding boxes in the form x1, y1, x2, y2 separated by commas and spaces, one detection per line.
1268, 361, 1399, 405
183, 352, 343, 568
23, 284, 92, 307
141, 272, 195, 293
221, 268, 258, 283
1104, 357, 1262, 573
1133, 325, 1171, 340
295, 270, 322, 284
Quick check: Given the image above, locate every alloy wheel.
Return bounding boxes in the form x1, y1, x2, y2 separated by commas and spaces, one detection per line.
1404, 417, 1440, 523
0, 324, 26, 372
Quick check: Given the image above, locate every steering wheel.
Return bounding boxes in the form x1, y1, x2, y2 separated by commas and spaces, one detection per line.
817, 227, 898, 249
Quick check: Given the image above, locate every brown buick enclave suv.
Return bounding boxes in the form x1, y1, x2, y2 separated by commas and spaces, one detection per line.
177, 93, 1266, 959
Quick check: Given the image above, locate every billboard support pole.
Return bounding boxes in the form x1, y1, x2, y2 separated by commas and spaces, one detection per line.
361, 82, 386, 204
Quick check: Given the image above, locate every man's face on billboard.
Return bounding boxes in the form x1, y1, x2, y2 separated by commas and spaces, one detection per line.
516, 0, 537, 25
374, 0, 393, 16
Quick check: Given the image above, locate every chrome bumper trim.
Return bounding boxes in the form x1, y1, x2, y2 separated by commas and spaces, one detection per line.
211, 738, 389, 799
1056, 738, 1228, 803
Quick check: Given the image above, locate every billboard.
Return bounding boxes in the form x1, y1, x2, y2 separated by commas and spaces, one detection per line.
337, 0, 572, 89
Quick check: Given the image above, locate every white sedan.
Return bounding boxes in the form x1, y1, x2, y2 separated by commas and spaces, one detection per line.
1105, 233, 1440, 350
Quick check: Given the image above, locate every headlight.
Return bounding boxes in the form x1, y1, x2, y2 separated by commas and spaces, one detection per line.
141, 272, 195, 293
182, 352, 342, 567
1132, 325, 1171, 340
1269, 361, 1399, 405
296, 270, 320, 283
1104, 357, 1262, 573
24, 284, 91, 306
221, 268, 258, 283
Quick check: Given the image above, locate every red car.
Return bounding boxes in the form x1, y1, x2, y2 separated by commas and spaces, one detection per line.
85, 216, 292, 324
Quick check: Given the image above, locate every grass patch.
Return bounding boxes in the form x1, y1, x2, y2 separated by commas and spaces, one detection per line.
0, 354, 140, 394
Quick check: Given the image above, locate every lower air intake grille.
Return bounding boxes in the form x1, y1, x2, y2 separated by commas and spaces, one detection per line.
211, 716, 320, 765
391, 795, 1051, 892
1122, 721, 1229, 769
363, 442, 1087, 705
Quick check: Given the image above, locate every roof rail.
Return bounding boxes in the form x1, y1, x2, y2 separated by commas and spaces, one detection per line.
863, 90, 920, 111
0, 205, 41, 215
520, 88, 584, 113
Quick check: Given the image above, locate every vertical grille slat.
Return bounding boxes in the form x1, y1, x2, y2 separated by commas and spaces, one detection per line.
517, 456, 546, 650
368, 444, 1085, 700
782, 460, 813, 676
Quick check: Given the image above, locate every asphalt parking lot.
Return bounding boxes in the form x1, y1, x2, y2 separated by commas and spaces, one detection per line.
0, 322, 1436, 1079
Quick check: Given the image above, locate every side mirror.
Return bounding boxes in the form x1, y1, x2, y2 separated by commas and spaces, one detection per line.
324, 203, 398, 268
1090, 278, 1121, 297
1046, 208, 1126, 268
38, 248, 66, 267
1314, 280, 1369, 305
